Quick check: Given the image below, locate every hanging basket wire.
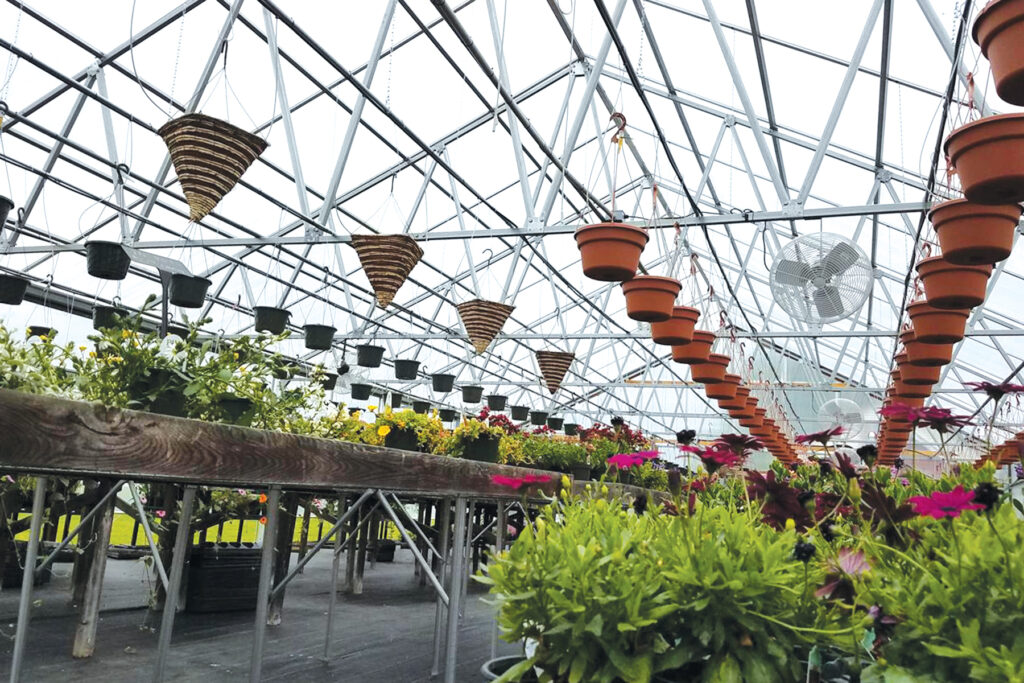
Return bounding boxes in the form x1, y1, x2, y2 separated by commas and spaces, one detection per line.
159, 113, 268, 222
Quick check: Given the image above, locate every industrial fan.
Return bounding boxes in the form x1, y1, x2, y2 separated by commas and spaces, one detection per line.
817, 397, 867, 441
769, 233, 872, 325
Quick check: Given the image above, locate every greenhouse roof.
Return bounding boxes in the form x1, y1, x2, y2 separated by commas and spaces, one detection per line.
0, 0, 1020, 448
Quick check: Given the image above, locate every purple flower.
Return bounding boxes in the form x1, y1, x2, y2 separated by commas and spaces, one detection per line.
714, 434, 764, 457
794, 426, 843, 446
965, 381, 1024, 402
912, 406, 972, 434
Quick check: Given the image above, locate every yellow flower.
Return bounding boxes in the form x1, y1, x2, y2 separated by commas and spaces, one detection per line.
121, 329, 131, 339
366, 405, 377, 412
39, 335, 48, 342
88, 351, 96, 358
377, 425, 391, 437
233, 352, 239, 360
397, 421, 406, 429
785, 518, 796, 531
79, 346, 87, 352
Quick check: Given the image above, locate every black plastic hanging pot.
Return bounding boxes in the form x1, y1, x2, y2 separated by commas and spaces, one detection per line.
530, 411, 549, 426
349, 407, 361, 416
438, 409, 457, 422
462, 434, 500, 463
318, 372, 338, 391
570, 462, 592, 481
253, 306, 291, 334
85, 241, 131, 280
27, 326, 56, 339
481, 655, 540, 682
356, 344, 385, 368
431, 373, 455, 392
350, 383, 372, 400
169, 273, 211, 308
217, 395, 253, 425
486, 394, 507, 411
166, 323, 189, 338
564, 423, 580, 437
92, 305, 129, 331
384, 427, 419, 452
510, 405, 529, 421
546, 417, 564, 430
394, 359, 420, 380
302, 324, 336, 350
461, 385, 484, 403
411, 400, 430, 414
0, 274, 29, 305
390, 392, 403, 408
0, 196, 14, 227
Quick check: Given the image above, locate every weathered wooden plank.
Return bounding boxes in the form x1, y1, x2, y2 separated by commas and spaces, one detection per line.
71, 482, 115, 658
0, 391, 559, 498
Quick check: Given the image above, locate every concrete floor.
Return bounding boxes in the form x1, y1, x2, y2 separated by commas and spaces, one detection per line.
0, 549, 516, 682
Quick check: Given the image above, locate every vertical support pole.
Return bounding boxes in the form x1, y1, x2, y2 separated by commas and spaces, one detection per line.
268, 492, 298, 625
249, 486, 281, 683
72, 481, 116, 658
9, 476, 47, 683
152, 485, 197, 683
443, 496, 467, 683
489, 503, 506, 659
344, 496, 358, 593
460, 500, 473, 620
430, 499, 451, 678
354, 503, 369, 594
323, 494, 345, 661
297, 498, 312, 574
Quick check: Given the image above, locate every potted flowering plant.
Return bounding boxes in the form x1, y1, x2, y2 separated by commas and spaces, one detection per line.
446, 417, 505, 463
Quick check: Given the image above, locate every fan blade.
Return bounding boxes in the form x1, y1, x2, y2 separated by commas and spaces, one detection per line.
821, 242, 860, 276
775, 259, 813, 286
814, 285, 844, 318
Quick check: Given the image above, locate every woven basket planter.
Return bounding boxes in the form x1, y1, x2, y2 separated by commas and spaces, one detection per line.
0, 274, 29, 305
350, 234, 423, 309
535, 350, 575, 394
456, 299, 515, 354
158, 113, 267, 222
169, 273, 211, 308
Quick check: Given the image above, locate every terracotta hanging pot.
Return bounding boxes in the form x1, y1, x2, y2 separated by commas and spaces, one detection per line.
944, 113, 1024, 204
671, 330, 716, 364
690, 353, 730, 384
928, 199, 1021, 265
917, 256, 991, 309
719, 386, 750, 411
907, 301, 970, 344
706, 373, 740, 400
897, 363, 941, 386
650, 306, 700, 345
740, 416, 763, 429
621, 275, 681, 322
893, 380, 931, 399
901, 328, 953, 367
973, 0, 1024, 106
574, 222, 649, 281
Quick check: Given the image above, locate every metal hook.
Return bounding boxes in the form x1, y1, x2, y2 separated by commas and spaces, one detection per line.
609, 112, 626, 144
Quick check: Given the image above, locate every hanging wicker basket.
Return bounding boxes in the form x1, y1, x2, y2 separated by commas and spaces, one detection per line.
158, 113, 267, 222
535, 350, 575, 394
350, 234, 424, 309
456, 299, 515, 354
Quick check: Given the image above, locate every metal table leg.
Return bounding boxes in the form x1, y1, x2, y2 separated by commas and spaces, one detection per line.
249, 486, 282, 683
9, 475, 47, 683
152, 485, 197, 683
431, 498, 451, 678
443, 496, 467, 683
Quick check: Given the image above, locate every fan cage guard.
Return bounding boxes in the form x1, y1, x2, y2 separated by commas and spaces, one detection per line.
818, 397, 866, 440
769, 233, 873, 325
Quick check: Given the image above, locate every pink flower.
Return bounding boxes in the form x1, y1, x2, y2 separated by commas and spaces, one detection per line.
900, 478, 910, 487
912, 406, 972, 434
714, 434, 763, 456
3, 475, 15, 484
879, 402, 917, 423
700, 445, 743, 474
908, 486, 985, 519
965, 381, 1024, 401
607, 453, 645, 469
155, 510, 167, 518
635, 450, 659, 460
678, 445, 703, 454
794, 426, 843, 445
490, 474, 553, 490
506, 524, 518, 538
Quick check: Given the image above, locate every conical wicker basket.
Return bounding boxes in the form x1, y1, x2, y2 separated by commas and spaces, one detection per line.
350, 234, 424, 308
456, 299, 515, 354
536, 350, 575, 394
158, 113, 267, 222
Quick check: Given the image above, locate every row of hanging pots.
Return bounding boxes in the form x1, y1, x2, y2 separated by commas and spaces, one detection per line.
974, 428, 1024, 468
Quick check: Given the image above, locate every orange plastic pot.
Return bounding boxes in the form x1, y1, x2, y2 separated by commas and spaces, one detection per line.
574, 222, 649, 281
719, 386, 750, 410
650, 305, 700, 345
621, 275, 682, 322
929, 199, 1021, 265
917, 256, 991, 310
897, 363, 941, 386
973, 0, 1024, 106
944, 113, 1024, 204
706, 373, 741, 400
907, 300, 969, 344
671, 330, 716, 364
902, 328, 953, 367
691, 353, 730, 384
893, 380, 931, 399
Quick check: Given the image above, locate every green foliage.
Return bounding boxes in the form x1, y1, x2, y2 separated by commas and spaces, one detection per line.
632, 463, 669, 492
482, 494, 850, 683
445, 417, 506, 459
520, 436, 589, 472
860, 504, 1024, 683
